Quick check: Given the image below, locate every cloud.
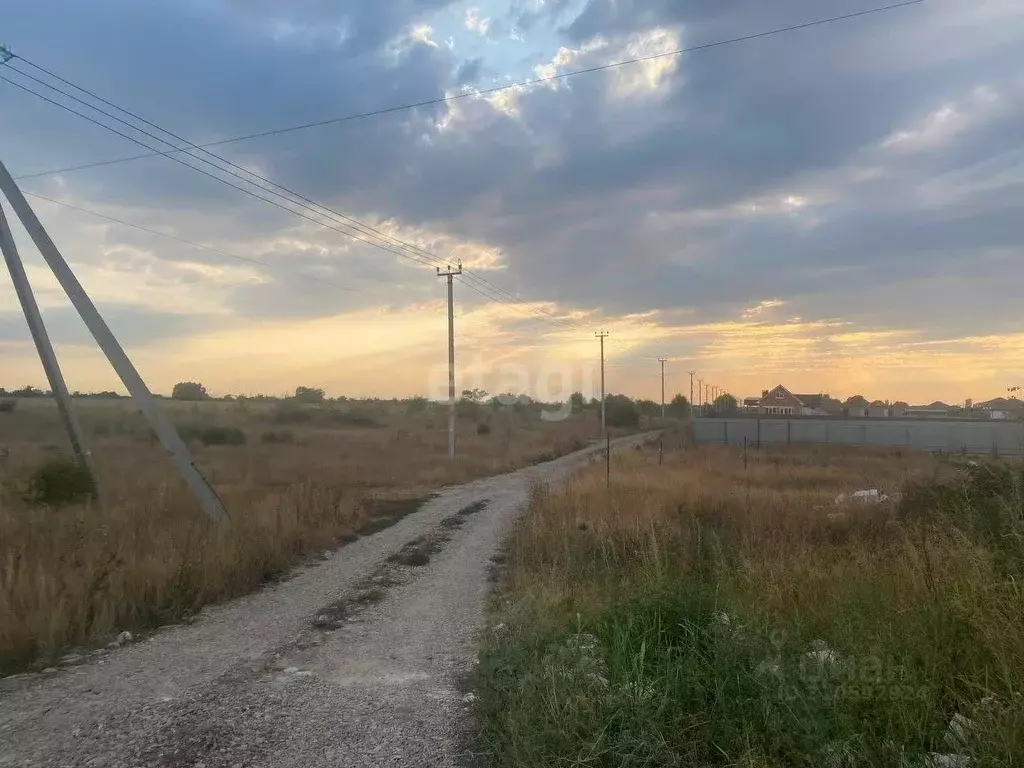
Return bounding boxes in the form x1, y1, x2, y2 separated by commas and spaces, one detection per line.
1, 0, 1022, 403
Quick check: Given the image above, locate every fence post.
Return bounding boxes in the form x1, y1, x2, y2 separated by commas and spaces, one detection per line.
787, 420, 792, 446
743, 435, 748, 469
724, 420, 729, 446
757, 419, 762, 449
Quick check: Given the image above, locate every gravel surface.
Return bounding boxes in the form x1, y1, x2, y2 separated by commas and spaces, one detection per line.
0, 433, 653, 768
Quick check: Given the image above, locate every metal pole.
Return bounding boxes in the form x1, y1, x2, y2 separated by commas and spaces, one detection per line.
0, 159, 229, 523
437, 264, 462, 460
688, 370, 695, 418
606, 431, 611, 487
596, 331, 609, 432
0, 202, 96, 490
658, 357, 667, 420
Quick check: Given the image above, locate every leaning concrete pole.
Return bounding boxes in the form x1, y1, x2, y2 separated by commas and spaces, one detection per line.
0, 202, 96, 491
0, 159, 229, 523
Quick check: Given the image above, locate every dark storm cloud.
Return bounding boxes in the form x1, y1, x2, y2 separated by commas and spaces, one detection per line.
1, 0, 1021, 348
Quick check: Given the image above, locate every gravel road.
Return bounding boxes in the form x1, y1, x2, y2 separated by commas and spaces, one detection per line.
0, 433, 652, 768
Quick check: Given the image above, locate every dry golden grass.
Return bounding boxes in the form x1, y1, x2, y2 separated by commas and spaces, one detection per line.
0, 396, 612, 674
478, 440, 1024, 766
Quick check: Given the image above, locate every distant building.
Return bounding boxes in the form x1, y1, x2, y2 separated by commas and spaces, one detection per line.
974, 397, 1024, 421
890, 401, 910, 418
868, 400, 890, 418
844, 395, 870, 418
742, 397, 761, 411
793, 393, 842, 417
755, 384, 803, 415
905, 401, 952, 419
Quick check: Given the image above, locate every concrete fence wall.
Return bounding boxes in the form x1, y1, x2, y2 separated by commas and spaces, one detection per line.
693, 418, 1024, 455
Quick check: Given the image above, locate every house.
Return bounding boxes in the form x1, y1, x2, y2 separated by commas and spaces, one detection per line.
868, 400, 890, 418
891, 401, 909, 418
974, 397, 1024, 421
742, 396, 761, 412
793, 393, 842, 417
844, 395, 870, 418
905, 401, 952, 419
756, 384, 804, 416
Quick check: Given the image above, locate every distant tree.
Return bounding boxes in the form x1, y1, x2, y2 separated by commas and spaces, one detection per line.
712, 393, 739, 416
636, 399, 659, 417
570, 392, 585, 412
667, 394, 690, 419
171, 382, 208, 401
14, 385, 44, 398
294, 386, 326, 404
461, 388, 488, 404
605, 394, 641, 429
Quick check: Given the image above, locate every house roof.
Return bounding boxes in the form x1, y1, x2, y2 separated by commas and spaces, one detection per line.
976, 397, 1024, 410
926, 401, 950, 409
892, 401, 910, 408
757, 385, 803, 406
845, 395, 870, 407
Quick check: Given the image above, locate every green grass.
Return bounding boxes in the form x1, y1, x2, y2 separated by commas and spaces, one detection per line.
473, 446, 1024, 767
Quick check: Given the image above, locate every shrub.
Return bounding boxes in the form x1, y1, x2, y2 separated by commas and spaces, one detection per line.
25, 457, 95, 506
0, 400, 16, 413
477, 422, 492, 436
177, 424, 246, 446
605, 395, 640, 429
198, 426, 246, 446
260, 429, 295, 444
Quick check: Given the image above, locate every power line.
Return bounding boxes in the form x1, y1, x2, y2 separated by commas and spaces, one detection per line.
0, 0, 923, 335
9, 1, 923, 180
1, 63, 584, 332
19, 189, 371, 293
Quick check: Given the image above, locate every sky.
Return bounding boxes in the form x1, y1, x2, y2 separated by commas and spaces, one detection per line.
0, 0, 1022, 405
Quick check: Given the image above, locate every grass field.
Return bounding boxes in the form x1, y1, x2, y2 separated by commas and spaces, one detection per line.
475, 440, 1024, 767
0, 395, 617, 675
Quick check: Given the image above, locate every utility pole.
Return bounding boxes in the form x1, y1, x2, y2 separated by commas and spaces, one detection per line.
658, 357, 668, 420
697, 379, 703, 417
0, 202, 96, 492
596, 331, 609, 432
0, 159, 228, 522
688, 370, 696, 418
437, 263, 462, 460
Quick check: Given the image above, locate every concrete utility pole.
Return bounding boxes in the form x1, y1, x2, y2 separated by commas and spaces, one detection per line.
0, 202, 96, 491
658, 357, 668, 420
0, 159, 229, 523
437, 263, 462, 460
596, 331, 609, 432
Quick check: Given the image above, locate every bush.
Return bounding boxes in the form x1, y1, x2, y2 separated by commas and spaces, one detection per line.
605, 395, 640, 429
260, 429, 295, 444
177, 424, 246, 446
198, 426, 246, 446
0, 400, 16, 413
477, 422, 492, 436
26, 457, 95, 506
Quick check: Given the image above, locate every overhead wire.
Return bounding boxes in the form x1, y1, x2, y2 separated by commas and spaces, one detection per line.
19, 189, 377, 295
1, 62, 584, 331
10, 0, 923, 179
0, 0, 924, 339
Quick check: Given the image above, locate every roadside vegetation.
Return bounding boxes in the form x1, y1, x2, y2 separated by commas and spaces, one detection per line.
0, 387, 658, 675
475, 440, 1024, 767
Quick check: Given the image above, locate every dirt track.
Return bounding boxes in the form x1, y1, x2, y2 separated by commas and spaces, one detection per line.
0, 433, 652, 768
